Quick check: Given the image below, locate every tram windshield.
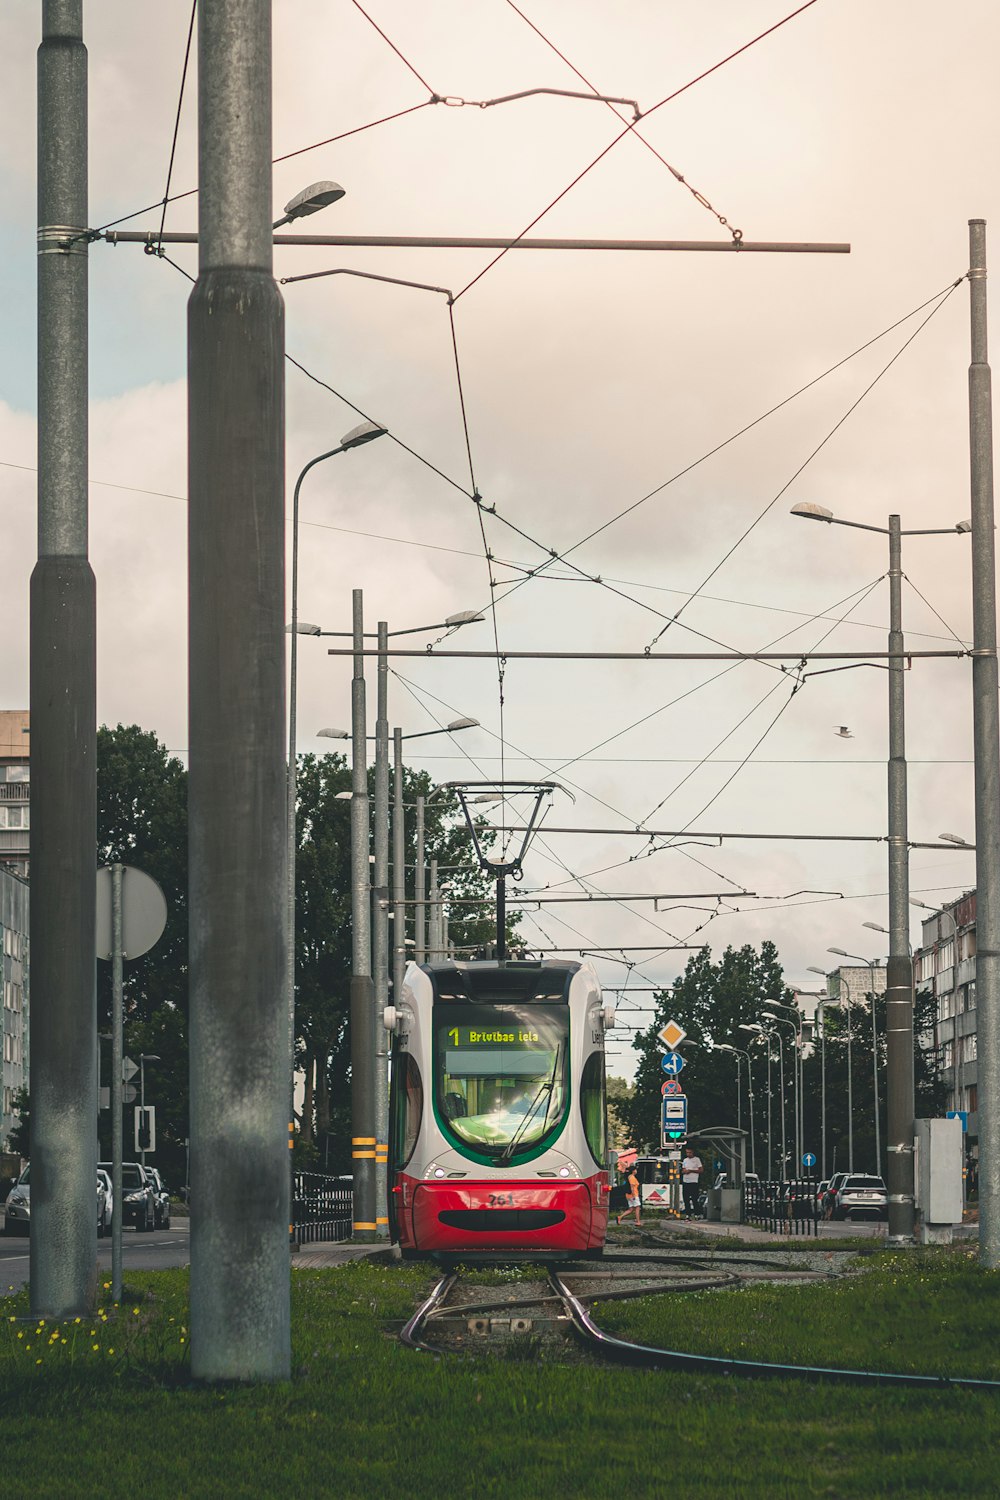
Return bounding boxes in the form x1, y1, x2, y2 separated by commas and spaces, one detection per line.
434, 1003, 569, 1161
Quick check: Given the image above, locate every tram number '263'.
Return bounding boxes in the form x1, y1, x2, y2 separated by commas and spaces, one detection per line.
488, 1193, 515, 1207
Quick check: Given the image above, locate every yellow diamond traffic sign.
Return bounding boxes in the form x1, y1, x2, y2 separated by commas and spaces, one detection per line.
658, 1019, 686, 1050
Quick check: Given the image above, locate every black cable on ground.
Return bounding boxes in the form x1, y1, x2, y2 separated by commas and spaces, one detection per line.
550, 1270, 1000, 1389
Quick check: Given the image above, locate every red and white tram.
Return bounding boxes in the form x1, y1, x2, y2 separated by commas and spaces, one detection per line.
385, 958, 614, 1258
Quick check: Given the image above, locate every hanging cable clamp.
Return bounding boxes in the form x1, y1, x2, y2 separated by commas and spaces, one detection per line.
38, 225, 89, 257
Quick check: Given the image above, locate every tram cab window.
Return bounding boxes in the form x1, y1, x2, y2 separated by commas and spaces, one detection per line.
434, 1002, 569, 1162
579, 1050, 607, 1166
392, 1053, 423, 1170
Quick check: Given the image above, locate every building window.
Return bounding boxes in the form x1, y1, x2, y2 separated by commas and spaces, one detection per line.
942, 1041, 954, 1070
938, 939, 955, 971
968, 1034, 978, 1061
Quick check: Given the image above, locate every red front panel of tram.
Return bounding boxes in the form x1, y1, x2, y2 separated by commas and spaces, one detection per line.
395, 1174, 608, 1252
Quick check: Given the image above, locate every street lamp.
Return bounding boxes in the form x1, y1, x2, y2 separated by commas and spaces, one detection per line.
716, 1044, 756, 1173
763, 1000, 803, 1173
830, 943, 884, 1176
792, 503, 968, 1243
826, 948, 858, 1172
741, 1023, 785, 1179
138, 1054, 160, 1169
272, 180, 346, 230
806, 966, 837, 1179
286, 423, 388, 1144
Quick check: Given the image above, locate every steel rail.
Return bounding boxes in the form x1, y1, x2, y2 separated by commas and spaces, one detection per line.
399, 1269, 457, 1353
549, 1272, 1000, 1388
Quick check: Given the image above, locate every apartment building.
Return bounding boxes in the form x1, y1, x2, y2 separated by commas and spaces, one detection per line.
1, 865, 28, 1151
0, 709, 29, 878
914, 890, 977, 1135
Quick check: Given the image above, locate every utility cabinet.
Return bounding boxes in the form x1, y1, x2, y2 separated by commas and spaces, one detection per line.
914, 1117, 963, 1243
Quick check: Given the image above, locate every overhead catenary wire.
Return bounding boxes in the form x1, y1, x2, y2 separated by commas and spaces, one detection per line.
480, 277, 970, 627
155, 0, 198, 253
127, 247, 969, 692
640, 278, 968, 653
453, 0, 823, 301
502, 0, 741, 237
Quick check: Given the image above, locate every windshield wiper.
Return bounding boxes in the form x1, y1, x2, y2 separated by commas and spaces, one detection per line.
499, 1045, 562, 1163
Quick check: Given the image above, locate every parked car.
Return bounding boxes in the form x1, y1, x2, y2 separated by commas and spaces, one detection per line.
814, 1180, 830, 1216
98, 1161, 155, 1231
3, 1166, 30, 1236
3, 1164, 110, 1237
145, 1167, 171, 1229
830, 1174, 888, 1220
822, 1172, 848, 1218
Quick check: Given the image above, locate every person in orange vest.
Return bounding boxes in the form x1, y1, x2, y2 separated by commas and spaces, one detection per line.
616, 1166, 642, 1227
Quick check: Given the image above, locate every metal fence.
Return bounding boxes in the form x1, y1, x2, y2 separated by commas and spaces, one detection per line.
743, 1177, 819, 1237
291, 1170, 353, 1247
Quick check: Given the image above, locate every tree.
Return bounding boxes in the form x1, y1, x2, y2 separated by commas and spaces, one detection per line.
96, 725, 189, 1184
295, 757, 521, 1168
605, 1075, 634, 1149
7, 1085, 29, 1157
801, 982, 946, 1179
89, 727, 521, 1178
618, 942, 793, 1163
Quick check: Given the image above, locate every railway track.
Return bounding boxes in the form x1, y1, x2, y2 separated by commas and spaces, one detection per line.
399, 1253, 1000, 1389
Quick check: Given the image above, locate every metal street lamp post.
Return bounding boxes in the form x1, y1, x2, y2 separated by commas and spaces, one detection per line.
716, 1044, 756, 1173
286, 423, 387, 1163
764, 1001, 803, 1171
793, 502, 969, 1240
825, 949, 857, 1173
836, 935, 886, 1176
742, 1024, 784, 1178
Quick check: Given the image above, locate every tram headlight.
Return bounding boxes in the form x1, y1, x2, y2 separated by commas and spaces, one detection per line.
558, 1163, 580, 1178
428, 1165, 446, 1179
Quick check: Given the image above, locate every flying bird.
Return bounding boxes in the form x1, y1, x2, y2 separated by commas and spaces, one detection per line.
834, 726, 854, 738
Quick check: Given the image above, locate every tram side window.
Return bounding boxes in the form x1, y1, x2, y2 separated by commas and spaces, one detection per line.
579, 1051, 607, 1166
393, 1053, 423, 1170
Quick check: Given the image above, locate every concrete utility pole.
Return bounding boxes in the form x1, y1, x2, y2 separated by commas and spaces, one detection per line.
885, 514, 915, 1243
372, 622, 390, 1237
968, 220, 1000, 1267
187, 0, 290, 1380
415, 795, 426, 962
393, 729, 407, 1001
349, 591, 376, 1240
31, 0, 97, 1320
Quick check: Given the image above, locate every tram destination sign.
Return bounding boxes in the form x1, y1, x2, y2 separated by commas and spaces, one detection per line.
445, 1023, 541, 1047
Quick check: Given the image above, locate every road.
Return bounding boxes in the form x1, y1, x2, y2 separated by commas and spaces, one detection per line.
0, 1218, 191, 1294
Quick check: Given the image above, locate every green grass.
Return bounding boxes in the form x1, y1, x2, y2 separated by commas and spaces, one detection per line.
2, 1249, 999, 1499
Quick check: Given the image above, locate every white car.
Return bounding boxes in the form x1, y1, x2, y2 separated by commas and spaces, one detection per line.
3, 1164, 110, 1237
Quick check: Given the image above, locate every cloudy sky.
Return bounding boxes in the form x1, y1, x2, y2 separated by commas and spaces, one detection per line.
2, 1, 996, 1074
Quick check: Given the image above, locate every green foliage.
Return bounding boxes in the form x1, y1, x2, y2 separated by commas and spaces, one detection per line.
89, 727, 523, 1179
2, 1253, 1000, 1498
96, 725, 189, 1184
7, 1085, 29, 1157
605, 1074, 633, 1148
620, 941, 791, 1156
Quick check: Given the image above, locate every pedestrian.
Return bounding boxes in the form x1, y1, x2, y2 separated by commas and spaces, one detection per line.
681, 1145, 703, 1217
616, 1166, 642, 1227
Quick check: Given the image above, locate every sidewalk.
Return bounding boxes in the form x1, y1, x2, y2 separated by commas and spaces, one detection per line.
292, 1239, 397, 1269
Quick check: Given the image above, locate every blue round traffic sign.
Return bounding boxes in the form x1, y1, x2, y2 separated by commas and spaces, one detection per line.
661, 1052, 684, 1076
802, 1152, 816, 1167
